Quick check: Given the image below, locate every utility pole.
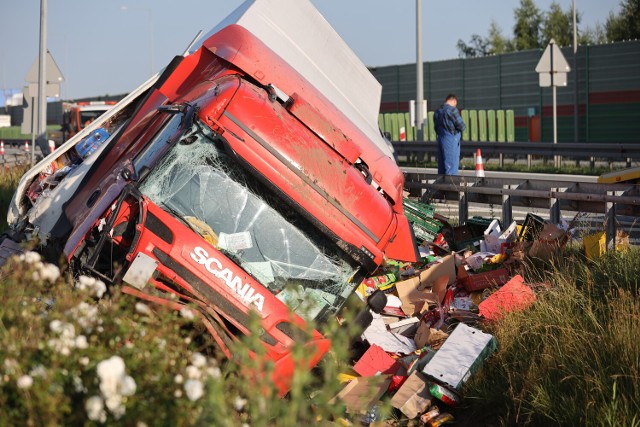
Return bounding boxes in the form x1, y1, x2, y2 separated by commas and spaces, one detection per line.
416, 0, 424, 140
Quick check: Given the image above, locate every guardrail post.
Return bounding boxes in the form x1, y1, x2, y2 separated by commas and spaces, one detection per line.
605, 190, 624, 252
502, 184, 513, 226
458, 182, 469, 224
527, 154, 532, 170
550, 187, 566, 224
606, 192, 616, 252
499, 153, 504, 168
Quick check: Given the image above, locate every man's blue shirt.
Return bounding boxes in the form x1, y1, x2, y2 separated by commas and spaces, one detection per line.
434, 104, 466, 136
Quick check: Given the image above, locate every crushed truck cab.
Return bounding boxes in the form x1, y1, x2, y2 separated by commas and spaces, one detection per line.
4, 0, 418, 395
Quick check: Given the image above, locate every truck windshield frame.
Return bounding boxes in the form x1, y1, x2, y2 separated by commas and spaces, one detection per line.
137, 119, 359, 322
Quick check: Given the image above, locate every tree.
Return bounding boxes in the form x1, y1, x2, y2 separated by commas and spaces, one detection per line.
456, 34, 490, 58
487, 20, 513, 54
513, 0, 543, 50
456, 21, 512, 58
541, 1, 575, 47
580, 23, 607, 45
606, 0, 640, 41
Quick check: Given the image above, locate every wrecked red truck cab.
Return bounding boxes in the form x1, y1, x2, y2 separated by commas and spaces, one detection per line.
5, 18, 417, 394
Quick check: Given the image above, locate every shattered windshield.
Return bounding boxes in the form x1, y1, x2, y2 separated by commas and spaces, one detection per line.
138, 119, 358, 321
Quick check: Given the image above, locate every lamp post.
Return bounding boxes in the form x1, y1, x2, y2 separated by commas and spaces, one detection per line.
121, 6, 154, 76
416, 0, 424, 141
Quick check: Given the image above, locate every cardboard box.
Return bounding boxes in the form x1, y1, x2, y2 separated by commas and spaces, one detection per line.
390, 371, 432, 419
422, 323, 496, 391
457, 265, 510, 292
331, 375, 392, 413
395, 255, 455, 316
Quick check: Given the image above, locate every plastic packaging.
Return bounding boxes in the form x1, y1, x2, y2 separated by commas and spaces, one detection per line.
363, 273, 397, 292
75, 128, 110, 159
428, 382, 461, 406
428, 412, 454, 426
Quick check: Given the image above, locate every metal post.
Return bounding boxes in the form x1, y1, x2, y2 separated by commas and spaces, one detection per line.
458, 182, 469, 224
573, 0, 579, 143
550, 187, 565, 224
415, 0, 424, 141
30, 96, 35, 164
605, 191, 617, 252
36, 0, 48, 166
502, 185, 513, 227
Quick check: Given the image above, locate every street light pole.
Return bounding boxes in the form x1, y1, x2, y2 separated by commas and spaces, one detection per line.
35, 0, 47, 166
573, 0, 578, 143
416, 0, 424, 141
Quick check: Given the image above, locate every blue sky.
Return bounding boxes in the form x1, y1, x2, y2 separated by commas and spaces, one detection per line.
0, 0, 619, 101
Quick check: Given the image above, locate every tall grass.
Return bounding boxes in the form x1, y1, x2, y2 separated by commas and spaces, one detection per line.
464, 248, 640, 426
0, 166, 27, 234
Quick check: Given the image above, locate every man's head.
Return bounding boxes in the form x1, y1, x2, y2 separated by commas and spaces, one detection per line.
445, 94, 458, 107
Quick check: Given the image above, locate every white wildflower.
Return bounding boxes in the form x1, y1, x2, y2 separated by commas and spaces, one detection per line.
205, 366, 221, 379
48, 320, 78, 355
120, 376, 137, 397
234, 396, 248, 412
174, 389, 183, 398
80, 357, 90, 366
3, 358, 18, 375
137, 422, 148, 427
174, 374, 184, 384
135, 302, 152, 316
184, 379, 204, 402
76, 275, 107, 298
96, 356, 136, 419
180, 307, 195, 320
185, 365, 201, 380
29, 365, 47, 378
68, 302, 100, 332
190, 352, 207, 368
73, 376, 86, 393
85, 396, 107, 422
75, 335, 89, 349
20, 251, 41, 264
38, 263, 61, 283
16, 375, 33, 389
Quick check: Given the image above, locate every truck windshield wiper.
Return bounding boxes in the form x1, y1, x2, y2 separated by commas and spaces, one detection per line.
159, 201, 198, 234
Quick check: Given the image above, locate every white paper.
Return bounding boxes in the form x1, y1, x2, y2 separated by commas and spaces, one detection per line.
218, 231, 253, 251
363, 314, 417, 354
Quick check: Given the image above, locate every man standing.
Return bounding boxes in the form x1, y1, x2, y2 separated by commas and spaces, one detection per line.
434, 94, 466, 175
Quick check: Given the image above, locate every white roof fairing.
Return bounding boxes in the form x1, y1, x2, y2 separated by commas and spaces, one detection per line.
190, 0, 393, 157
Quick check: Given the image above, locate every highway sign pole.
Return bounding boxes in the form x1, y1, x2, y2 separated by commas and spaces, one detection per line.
573, 0, 579, 144
551, 42, 558, 168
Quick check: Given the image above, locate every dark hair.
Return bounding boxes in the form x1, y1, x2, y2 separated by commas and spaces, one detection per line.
445, 93, 457, 102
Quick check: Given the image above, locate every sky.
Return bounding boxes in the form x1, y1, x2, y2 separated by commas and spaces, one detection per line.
0, 0, 620, 102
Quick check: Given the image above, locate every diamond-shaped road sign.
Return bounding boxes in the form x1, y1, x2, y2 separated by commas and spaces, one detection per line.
25, 50, 65, 84
535, 39, 570, 87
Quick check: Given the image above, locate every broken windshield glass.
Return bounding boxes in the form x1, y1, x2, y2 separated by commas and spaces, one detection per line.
138, 119, 358, 321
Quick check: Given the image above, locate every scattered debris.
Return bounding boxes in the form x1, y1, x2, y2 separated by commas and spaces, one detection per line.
338, 199, 567, 423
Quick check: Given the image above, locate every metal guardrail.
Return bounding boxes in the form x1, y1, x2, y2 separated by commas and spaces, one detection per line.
403, 169, 640, 251
393, 141, 640, 167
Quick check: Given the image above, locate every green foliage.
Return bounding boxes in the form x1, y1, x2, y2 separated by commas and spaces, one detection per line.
606, 0, 640, 41
513, 0, 543, 51
0, 250, 363, 426
463, 248, 640, 426
541, 1, 575, 47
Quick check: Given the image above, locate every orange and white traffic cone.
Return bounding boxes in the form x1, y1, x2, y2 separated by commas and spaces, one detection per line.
24, 140, 30, 153
0, 141, 5, 156
49, 139, 56, 153
475, 148, 485, 178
